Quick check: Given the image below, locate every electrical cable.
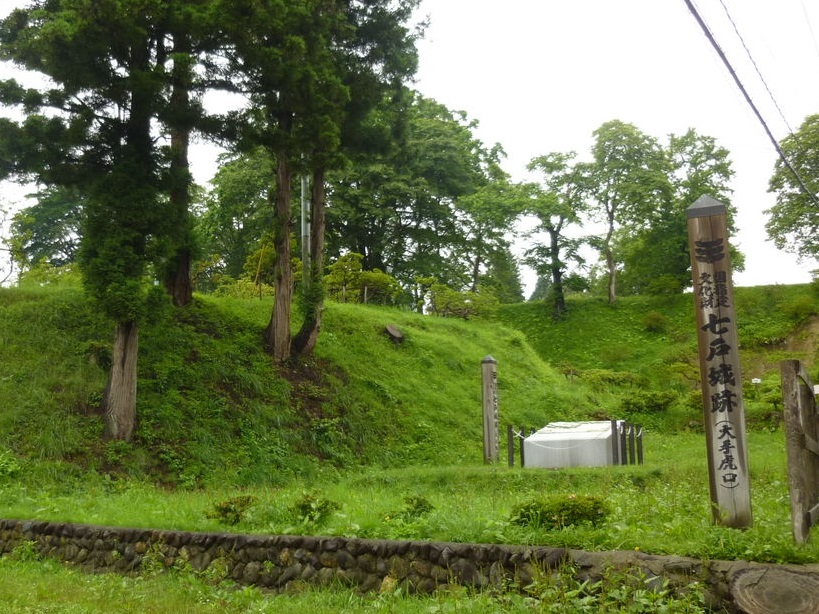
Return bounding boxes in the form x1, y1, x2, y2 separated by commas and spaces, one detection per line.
717, 0, 794, 134
682, 0, 819, 204
801, 0, 819, 66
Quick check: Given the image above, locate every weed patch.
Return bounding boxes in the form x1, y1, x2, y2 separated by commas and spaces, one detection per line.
510, 494, 610, 530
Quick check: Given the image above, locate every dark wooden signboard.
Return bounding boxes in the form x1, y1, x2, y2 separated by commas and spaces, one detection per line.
687, 195, 752, 528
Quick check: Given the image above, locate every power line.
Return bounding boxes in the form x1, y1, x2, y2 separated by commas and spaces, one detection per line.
801, 0, 819, 66
717, 0, 794, 135
682, 0, 819, 204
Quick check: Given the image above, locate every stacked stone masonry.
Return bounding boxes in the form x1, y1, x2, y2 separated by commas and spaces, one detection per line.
2, 519, 819, 612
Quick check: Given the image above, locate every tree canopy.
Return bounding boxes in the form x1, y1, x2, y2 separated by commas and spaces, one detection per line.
766, 113, 819, 262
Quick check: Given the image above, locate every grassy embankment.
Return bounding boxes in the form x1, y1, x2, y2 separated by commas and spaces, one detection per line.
0, 281, 817, 611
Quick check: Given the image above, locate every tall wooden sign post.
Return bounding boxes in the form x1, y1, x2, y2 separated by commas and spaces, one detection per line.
481, 356, 499, 464
687, 196, 752, 528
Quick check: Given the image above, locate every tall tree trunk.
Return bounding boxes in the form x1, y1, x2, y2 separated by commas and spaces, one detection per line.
164, 31, 194, 307
469, 232, 482, 293
99, 36, 151, 442
292, 168, 327, 358
605, 207, 617, 305
265, 153, 294, 362
165, 246, 193, 307
548, 227, 566, 318
102, 321, 139, 441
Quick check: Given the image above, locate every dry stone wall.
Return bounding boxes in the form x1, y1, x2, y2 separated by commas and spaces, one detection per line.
0, 519, 566, 593
2, 518, 819, 612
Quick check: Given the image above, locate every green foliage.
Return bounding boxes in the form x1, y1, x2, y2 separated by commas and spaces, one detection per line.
9, 186, 84, 271
327, 92, 507, 293
196, 149, 276, 282
580, 369, 643, 390
10, 540, 40, 563
621, 390, 678, 415
767, 114, 819, 260
16, 262, 82, 288
0, 449, 21, 480
510, 494, 609, 529
427, 282, 500, 319
643, 310, 671, 333
289, 491, 341, 525
213, 276, 275, 299
524, 563, 706, 613
390, 494, 435, 522
0, 554, 709, 612
782, 295, 817, 322
324, 253, 403, 305
205, 495, 258, 525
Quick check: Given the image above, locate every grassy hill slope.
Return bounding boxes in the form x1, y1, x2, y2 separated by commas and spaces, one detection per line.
0, 284, 600, 487
1, 281, 817, 488
499, 284, 819, 431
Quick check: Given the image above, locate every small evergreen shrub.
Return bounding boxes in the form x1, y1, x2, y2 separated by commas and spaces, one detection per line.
510, 494, 609, 529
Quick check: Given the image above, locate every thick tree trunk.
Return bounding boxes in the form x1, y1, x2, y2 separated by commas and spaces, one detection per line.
163, 31, 194, 307
292, 168, 327, 358
548, 227, 566, 318
102, 321, 139, 441
265, 154, 294, 362
165, 247, 193, 307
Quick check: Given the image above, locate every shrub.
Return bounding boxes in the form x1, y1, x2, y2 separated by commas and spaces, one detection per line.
10, 540, 40, 562
643, 311, 671, 333
289, 491, 340, 525
621, 390, 678, 414
510, 494, 609, 529
580, 369, 641, 390
526, 563, 706, 612
782, 296, 817, 322
0, 450, 21, 480
205, 495, 258, 525
390, 495, 434, 522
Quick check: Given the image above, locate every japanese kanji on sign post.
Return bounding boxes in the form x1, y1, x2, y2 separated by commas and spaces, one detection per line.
687, 195, 752, 528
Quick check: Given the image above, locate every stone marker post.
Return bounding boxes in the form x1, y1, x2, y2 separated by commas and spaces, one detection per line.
481, 356, 499, 463
687, 195, 752, 528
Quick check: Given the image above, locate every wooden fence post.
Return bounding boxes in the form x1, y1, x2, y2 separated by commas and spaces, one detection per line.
611, 420, 620, 465
636, 425, 644, 465
620, 425, 628, 466
781, 360, 819, 544
507, 425, 515, 468
687, 195, 752, 528
481, 356, 499, 464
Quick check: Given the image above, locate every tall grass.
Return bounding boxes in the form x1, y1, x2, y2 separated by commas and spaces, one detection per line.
1, 432, 814, 565
0, 555, 709, 613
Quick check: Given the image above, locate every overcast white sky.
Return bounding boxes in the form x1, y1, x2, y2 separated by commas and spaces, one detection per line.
2, 1, 818, 289
411, 0, 819, 288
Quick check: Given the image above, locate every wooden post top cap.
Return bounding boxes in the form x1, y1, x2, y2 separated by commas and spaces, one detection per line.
687, 194, 726, 218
